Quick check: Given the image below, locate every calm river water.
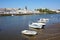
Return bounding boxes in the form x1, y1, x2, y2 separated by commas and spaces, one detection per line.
0, 14, 60, 40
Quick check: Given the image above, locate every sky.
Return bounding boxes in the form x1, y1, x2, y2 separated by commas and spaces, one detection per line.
0, 0, 60, 10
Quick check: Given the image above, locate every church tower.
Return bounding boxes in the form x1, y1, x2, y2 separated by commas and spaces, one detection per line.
25, 6, 27, 10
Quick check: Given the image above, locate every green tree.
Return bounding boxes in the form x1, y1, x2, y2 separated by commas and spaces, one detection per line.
18, 8, 21, 10
35, 8, 57, 14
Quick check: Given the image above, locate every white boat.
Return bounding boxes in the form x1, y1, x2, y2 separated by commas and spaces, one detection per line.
38, 18, 49, 23
29, 22, 46, 28
11, 14, 14, 16
21, 30, 37, 35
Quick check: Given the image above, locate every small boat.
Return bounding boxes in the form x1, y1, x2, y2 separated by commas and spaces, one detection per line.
29, 22, 46, 29
38, 18, 49, 23
11, 14, 14, 16
21, 30, 37, 35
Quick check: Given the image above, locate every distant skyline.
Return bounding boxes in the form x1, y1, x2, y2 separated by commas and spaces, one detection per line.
0, 0, 60, 10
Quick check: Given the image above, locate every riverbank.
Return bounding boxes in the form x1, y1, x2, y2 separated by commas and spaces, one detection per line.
39, 23, 60, 40
22, 23, 60, 40
0, 13, 59, 16
0, 13, 40, 16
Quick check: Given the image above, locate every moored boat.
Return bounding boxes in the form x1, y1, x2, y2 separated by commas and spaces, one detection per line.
29, 22, 46, 29
11, 14, 14, 16
21, 30, 37, 35
38, 18, 49, 23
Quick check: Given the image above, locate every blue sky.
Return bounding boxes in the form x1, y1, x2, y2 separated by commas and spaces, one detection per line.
0, 0, 60, 10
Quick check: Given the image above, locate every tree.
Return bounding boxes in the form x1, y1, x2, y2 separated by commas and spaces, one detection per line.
18, 8, 21, 10
34, 8, 57, 14
58, 9, 60, 11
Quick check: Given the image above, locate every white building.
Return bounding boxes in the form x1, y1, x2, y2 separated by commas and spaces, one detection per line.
51, 10, 60, 13
18, 9, 40, 14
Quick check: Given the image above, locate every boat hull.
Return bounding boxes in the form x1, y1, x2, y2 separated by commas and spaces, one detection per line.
21, 30, 37, 35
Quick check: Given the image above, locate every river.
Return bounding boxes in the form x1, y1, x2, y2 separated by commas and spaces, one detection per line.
0, 14, 60, 40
